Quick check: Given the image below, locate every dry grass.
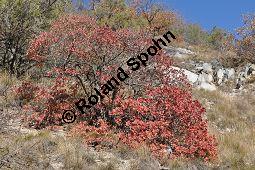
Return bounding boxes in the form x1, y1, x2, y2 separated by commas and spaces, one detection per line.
128, 146, 161, 170
0, 129, 162, 170
0, 130, 108, 169
189, 46, 222, 63
0, 71, 20, 109
246, 75, 255, 84
0, 72, 23, 133
0, 71, 40, 108
193, 89, 255, 169
182, 45, 239, 69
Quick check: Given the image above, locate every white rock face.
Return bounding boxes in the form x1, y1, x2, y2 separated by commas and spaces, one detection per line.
206, 74, 214, 83
183, 69, 199, 83
163, 54, 250, 91
164, 46, 195, 58
214, 67, 235, 85
197, 72, 213, 83
176, 47, 195, 55
202, 63, 213, 74
197, 82, 217, 91
174, 52, 187, 58
236, 63, 255, 89
170, 66, 198, 83
216, 69, 225, 85
226, 68, 235, 79
251, 64, 255, 75
196, 72, 217, 91
195, 66, 203, 72
240, 63, 255, 78
169, 66, 216, 91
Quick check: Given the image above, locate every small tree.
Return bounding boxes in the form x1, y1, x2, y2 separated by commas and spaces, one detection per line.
22, 14, 217, 161
236, 14, 255, 64
90, 0, 147, 30
184, 24, 209, 46
129, 0, 181, 36
0, 0, 71, 77
207, 26, 227, 50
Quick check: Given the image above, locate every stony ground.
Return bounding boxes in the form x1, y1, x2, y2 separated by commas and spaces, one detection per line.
1, 47, 255, 170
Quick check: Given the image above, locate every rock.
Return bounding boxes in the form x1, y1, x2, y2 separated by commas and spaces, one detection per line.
196, 72, 216, 91
236, 77, 243, 89
163, 46, 176, 54
211, 59, 223, 70
202, 63, 213, 74
170, 66, 198, 83
216, 68, 225, 85
197, 72, 213, 83
174, 51, 187, 58
244, 65, 250, 77
170, 66, 216, 91
247, 64, 255, 75
215, 68, 235, 85
197, 82, 217, 91
241, 63, 255, 78
183, 69, 199, 83
206, 73, 214, 83
236, 63, 255, 89
225, 68, 235, 79
164, 46, 195, 58
166, 146, 173, 154
195, 66, 203, 72
20, 127, 39, 135
194, 63, 213, 75
176, 47, 195, 55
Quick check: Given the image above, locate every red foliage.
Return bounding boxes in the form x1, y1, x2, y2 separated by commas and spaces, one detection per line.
16, 82, 40, 103
69, 71, 217, 160
22, 14, 217, 161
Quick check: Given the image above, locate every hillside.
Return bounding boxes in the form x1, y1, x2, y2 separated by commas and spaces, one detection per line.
0, 0, 254, 170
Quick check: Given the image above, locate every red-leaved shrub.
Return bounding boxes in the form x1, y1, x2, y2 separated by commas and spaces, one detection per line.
21, 14, 217, 161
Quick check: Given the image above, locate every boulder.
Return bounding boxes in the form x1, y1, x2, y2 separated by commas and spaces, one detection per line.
247, 64, 255, 75
174, 51, 187, 58
240, 63, 255, 78
197, 72, 213, 83
226, 68, 235, 79
182, 69, 199, 83
196, 72, 216, 91
211, 59, 223, 70
170, 66, 198, 83
195, 66, 203, 72
164, 46, 195, 58
169, 66, 216, 91
216, 68, 225, 85
236, 63, 255, 89
206, 73, 214, 83
197, 82, 217, 91
176, 47, 195, 55
202, 63, 213, 74
213, 67, 235, 85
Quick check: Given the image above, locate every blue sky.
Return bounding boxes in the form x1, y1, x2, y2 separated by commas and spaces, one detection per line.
82, 0, 255, 33
159, 0, 255, 33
